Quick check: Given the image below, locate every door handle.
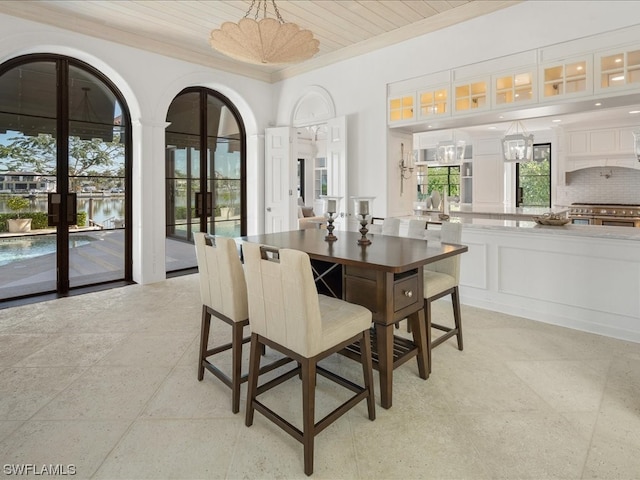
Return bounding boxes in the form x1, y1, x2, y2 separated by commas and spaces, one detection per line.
266, 207, 272, 212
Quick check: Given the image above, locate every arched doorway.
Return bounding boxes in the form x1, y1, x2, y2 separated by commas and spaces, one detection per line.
165, 87, 246, 273
0, 54, 132, 302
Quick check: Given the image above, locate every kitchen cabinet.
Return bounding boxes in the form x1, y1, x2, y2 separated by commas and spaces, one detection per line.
539, 56, 592, 101
492, 69, 536, 108
561, 126, 640, 172
417, 85, 450, 120
453, 77, 489, 114
388, 93, 415, 124
595, 46, 640, 93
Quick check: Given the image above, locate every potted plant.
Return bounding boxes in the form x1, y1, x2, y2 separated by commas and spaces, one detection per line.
7, 196, 32, 233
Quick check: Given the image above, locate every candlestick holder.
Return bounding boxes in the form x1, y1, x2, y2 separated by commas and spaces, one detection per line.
325, 213, 337, 242
357, 214, 371, 245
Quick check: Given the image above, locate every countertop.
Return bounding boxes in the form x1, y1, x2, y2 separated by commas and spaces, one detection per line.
448, 204, 568, 216
397, 214, 640, 241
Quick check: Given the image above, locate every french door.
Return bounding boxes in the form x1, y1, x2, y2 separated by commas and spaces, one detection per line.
165, 88, 246, 273
0, 55, 132, 302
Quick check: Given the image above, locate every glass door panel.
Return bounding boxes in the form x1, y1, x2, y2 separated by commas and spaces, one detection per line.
67, 65, 127, 288
0, 61, 58, 300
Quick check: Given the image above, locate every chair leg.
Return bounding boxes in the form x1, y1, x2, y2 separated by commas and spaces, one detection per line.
245, 333, 262, 427
359, 331, 376, 421
198, 305, 211, 381
452, 286, 463, 351
231, 321, 244, 414
301, 357, 317, 476
425, 299, 432, 375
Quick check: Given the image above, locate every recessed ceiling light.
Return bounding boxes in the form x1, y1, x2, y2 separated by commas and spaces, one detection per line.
594, 102, 602, 106
498, 116, 504, 119
427, 125, 433, 128
629, 110, 640, 114
552, 119, 562, 123
488, 126, 496, 130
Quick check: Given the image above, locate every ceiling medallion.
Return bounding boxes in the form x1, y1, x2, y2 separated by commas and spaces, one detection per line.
210, 0, 319, 65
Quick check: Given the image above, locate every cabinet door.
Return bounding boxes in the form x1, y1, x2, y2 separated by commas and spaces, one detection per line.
388, 93, 416, 124
417, 85, 450, 120
492, 69, 536, 109
453, 77, 489, 114
595, 46, 640, 93
539, 56, 593, 101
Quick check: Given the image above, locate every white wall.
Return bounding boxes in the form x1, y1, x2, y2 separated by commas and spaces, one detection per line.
0, 12, 274, 285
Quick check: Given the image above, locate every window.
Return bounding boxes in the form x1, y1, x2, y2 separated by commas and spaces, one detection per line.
426, 165, 460, 201
516, 143, 551, 207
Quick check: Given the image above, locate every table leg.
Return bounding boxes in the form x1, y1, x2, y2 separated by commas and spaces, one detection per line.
375, 323, 394, 409
408, 307, 429, 380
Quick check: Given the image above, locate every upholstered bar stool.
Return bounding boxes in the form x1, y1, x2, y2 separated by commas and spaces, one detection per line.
194, 233, 289, 413
243, 242, 375, 476
422, 222, 464, 373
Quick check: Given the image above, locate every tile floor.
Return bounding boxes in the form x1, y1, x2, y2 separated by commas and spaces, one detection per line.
0, 274, 639, 479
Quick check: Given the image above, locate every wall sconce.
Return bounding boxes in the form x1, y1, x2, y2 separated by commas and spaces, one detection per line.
398, 142, 414, 195
436, 139, 466, 164
633, 130, 640, 161
502, 121, 534, 162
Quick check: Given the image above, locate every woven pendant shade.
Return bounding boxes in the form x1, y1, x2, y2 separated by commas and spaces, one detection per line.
210, 2, 319, 65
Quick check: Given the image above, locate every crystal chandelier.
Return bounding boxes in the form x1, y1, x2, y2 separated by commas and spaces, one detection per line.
210, 0, 320, 65
502, 121, 534, 162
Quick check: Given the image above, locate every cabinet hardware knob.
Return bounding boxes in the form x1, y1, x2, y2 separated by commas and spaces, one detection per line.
404, 290, 413, 298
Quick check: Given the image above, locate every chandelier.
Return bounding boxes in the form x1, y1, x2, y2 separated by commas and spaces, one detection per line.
210, 0, 320, 65
502, 121, 534, 162
436, 139, 466, 164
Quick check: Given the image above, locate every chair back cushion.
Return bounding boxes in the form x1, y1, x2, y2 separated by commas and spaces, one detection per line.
381, 217, 401, 236
407, 219, 427, 239
194, 233, 248, 322
243, 242, 323, 356
425, 222, 462, 282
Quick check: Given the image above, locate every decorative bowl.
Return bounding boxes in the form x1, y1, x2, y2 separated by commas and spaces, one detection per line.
532, 214, 570, 226
438, 213, 450, 221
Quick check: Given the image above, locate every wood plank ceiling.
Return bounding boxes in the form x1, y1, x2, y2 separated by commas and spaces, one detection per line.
0, 0, 518, 82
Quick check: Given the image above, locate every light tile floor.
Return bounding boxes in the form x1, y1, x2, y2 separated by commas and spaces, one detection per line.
1, 274, 639, 479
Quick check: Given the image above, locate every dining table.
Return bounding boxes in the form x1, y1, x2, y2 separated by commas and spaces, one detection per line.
240, 228, 468, 409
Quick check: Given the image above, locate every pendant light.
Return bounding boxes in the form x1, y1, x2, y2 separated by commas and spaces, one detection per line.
210, 0, 319, 65
502, 121, 534, 162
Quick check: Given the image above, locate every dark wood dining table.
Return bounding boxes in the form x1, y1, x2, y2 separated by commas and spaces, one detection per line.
240, 228, 468, 409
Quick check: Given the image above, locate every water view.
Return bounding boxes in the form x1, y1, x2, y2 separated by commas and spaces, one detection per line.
0, 195, 125, 226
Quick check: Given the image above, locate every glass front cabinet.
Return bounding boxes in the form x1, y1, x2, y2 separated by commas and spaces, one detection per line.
388, 93, 416, 124
595, 46, 640, 93
492, 69, 536, 108
417, 85, 449, 120
453, 77, 489, 114
539, 56, 592, 101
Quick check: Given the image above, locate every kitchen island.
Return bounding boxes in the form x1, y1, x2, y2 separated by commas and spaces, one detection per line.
397, 214, 640, 344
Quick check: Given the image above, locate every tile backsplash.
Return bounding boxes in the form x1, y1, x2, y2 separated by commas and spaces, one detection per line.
557, 167, 640, 205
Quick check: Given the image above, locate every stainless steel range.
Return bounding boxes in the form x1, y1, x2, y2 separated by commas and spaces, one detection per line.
568, 203, 640, 227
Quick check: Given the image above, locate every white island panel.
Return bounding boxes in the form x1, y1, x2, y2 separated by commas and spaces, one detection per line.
459, 226, 640, 343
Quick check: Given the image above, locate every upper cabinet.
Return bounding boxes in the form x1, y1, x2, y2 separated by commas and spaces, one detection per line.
595, 46, 640, 93
417, 84, 449, 120
453, 77, 489, 114
492, 69, 536, 109
539, 56, 592, 101
387, 24, 640, 129
388, 93, 415, 124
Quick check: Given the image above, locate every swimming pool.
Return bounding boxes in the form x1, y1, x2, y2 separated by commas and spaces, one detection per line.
0, 234, 94, 266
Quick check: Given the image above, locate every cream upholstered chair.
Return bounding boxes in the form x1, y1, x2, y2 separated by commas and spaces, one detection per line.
194, 233, 248, 413
407, 219, 427, 239
422, 222, 464, 372
194, 233, 290, 413
243, 242, 375, 476
381, 217, 401, 236
368, 217, 400, 236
